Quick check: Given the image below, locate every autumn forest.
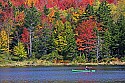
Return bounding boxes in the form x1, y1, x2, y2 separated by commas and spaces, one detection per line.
0, 0, 125, 64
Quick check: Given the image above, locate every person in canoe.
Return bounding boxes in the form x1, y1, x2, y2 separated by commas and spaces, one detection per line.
85, 66, 92, 70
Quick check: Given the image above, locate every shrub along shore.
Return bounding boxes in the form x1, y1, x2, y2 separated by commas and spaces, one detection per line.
0, 60, 125, 68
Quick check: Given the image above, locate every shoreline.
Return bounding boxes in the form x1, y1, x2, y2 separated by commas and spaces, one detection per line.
0, 60, 125, 68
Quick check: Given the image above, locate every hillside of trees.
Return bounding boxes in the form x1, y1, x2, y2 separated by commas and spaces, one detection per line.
0, 0, 125, 63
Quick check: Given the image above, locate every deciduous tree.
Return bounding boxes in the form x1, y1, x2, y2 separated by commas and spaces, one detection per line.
0, 0, 14, 59
75, 19, 96, 60
0, 28, 8, 54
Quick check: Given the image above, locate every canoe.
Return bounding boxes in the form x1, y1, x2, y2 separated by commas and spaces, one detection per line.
72, 69, 96, 72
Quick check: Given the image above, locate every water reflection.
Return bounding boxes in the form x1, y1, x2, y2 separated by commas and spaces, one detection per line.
0, 66, 125, 83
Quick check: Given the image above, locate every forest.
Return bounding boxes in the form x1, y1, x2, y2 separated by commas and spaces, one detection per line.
0, 0, 125, 64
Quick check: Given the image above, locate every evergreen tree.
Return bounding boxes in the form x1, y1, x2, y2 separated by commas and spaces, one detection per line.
95, 1, 113, 59
13, 42, 27, 61
24, 3, 41, 57
33, 27, 54, 59
63, 21, 77, 60
111, 15, 125, 58
85, 4, 95, 16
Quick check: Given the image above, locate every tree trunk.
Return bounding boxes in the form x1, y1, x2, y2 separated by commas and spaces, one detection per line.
96, 35, 100, 63
29, 29, 32, 57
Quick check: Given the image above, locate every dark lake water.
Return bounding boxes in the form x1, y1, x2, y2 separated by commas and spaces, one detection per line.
0, 65, 125, 83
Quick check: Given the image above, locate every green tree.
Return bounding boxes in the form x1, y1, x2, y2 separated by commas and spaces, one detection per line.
43, 5, 49, 15
33, 27, 54, 59
96, 1, 112, 28
63, 21, 77, 60
95, 1, 113, 60
53, 20, 67, 54
85, 4, 95, 16
111, 15, 125, 58
24, 3, 41, 57
13, 42, 27, 60
102, 30, 112, 58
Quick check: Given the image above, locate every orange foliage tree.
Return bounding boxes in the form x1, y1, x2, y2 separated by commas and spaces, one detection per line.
75, 19, 97, 57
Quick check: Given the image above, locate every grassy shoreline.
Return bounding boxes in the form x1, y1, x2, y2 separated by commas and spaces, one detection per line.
0, 60, 125, 68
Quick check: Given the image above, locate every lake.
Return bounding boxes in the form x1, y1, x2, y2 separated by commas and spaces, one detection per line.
0, 65, 125, 83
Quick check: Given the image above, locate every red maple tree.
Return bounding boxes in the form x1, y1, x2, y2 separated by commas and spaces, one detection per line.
32, 0, 95, 10
0, 0, 13, 22
58, 0, 94, 10
21, 28, 29, 44
75, 19, 97, 53
100, 0, 117, 4
21, 28, 30, 54
10, 0, 25, 7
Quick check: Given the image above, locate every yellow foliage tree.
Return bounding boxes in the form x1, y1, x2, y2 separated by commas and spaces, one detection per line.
54, 20, 67, 52
25, 0, 38, 6
13, 42, 27, 60
93, 0, 101, 11
0, 28, 8, 53
110, 0, 125, 22
47, 8, 56, 22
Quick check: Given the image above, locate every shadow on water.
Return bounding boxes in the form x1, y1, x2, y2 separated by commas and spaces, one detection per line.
0, 65, 125, 83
